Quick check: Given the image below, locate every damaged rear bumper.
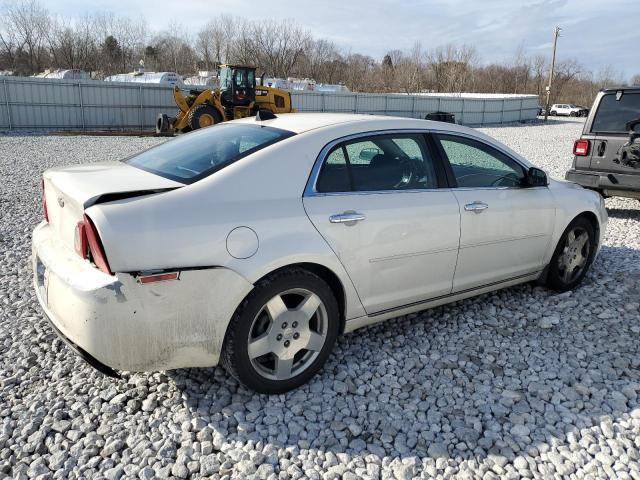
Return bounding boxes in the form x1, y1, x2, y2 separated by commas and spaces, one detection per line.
32, 222, 253, 373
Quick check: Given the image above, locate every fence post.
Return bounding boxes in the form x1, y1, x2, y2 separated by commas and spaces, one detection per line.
384, 95, 388, 116
139, 85, 144, 131
519, 98, 523, 122
3, 78, 11, 130
354, 93, 358, 113
412, 95, 416, 118
500, 99, 505, 123
78, 82, 85, 130
461, 98, 465, 125
321, 92, 325, 112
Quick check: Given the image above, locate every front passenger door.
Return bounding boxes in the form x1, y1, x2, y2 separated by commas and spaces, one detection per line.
433, 133, 555, 292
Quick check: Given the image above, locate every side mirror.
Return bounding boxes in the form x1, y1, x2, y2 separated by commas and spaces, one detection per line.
525, 167, 548, 187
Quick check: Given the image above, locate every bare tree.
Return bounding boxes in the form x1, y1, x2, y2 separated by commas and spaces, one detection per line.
2, 0, 49, 74
196, 15, 236, 71
94, 12, 147, 74
45, 14, 98, 73
342, 52, 376, 92
252, 20, 311, 77
428, 44, 477, 93
300, 38, 341, 82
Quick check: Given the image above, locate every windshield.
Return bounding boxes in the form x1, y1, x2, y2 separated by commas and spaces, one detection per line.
126, 123, 294, 184
591, 92, 640, 133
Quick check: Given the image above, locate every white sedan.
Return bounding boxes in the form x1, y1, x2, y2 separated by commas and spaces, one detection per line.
33, 113, 607, 393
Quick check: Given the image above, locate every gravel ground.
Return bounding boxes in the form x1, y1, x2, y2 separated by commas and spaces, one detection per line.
1, 118, 640, 480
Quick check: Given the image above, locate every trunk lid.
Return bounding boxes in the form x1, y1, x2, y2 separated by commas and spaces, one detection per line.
43, 161, 182, 250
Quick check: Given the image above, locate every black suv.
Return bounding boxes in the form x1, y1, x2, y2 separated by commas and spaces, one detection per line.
566, 87, 640, 200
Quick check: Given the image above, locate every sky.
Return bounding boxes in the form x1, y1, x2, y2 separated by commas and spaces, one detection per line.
47, 0, 640, 79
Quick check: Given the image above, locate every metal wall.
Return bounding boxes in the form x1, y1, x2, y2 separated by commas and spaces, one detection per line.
292, 91, 540, 125
0, 76, 539, 131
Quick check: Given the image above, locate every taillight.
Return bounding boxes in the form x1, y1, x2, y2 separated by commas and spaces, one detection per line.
42, 179, 49, 222
573, 139, 590, 156
77, 215, 112, 275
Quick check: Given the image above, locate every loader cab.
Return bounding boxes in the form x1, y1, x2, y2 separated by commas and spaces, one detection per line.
219, 65, 256, 107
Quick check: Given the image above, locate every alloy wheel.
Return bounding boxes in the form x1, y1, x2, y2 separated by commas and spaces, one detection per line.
247, 288, 328, 381
557, 227, 590, 284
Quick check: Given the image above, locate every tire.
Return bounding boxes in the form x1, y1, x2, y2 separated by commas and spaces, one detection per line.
550, 110, 557, 116
187, 104, 222, 130
221, 268, 340, 394
570, 111, 577, 117
546, 217, 596, 292
155, 114, 169, 134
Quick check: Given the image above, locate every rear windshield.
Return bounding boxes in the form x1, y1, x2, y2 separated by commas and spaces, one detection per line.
126, 123, 294, 183
591, 92, 640, 133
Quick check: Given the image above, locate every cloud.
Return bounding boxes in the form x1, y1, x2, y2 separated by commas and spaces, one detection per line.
48, 0, 640, 78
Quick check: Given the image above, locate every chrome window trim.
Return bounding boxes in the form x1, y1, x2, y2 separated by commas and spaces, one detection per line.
304, 129, 439, 197
304, 128, 539, 197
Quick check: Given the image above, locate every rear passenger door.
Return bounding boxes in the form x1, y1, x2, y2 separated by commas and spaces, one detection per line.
433, 133, 555, 292
303, 132, 460, 315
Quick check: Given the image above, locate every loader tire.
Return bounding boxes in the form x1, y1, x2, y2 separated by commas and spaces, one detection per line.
188, 104, 222, 130
156, 114, 169, 134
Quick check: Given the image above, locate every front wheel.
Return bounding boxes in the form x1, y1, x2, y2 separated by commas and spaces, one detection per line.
222, 268, 339, 394
550, 110, 557, 116
546, 217, 596, 292
187, 104, 222, 130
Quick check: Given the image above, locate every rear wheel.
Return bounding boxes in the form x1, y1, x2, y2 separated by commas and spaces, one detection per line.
570, 111, 577, 117
546, 217, 596, 292
550, 110, 557, 116
187, 104, 222, 130
222, 268, 339, 394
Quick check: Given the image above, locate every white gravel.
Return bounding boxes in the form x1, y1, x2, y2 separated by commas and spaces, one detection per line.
1, 119, 640, 480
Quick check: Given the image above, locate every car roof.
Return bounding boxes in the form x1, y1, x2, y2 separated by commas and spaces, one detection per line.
600, 86, 640, 93
234, 112, 532, 168
233, 112, 472, 135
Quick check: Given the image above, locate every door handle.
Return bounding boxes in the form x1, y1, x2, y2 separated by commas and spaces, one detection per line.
329, 212, 366, 224
597, 140, 607, 157
464, 201, 489, 213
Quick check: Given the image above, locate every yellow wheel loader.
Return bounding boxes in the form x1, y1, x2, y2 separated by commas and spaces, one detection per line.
156, 64, 295, 134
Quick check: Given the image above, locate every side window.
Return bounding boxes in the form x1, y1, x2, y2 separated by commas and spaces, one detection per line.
316, 134, 438, 193
591, 92, 640, 133
316, 147, 351, 193
435, 134, 525, 188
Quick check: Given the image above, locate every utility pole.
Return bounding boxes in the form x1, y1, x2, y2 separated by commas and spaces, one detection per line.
544, 26, 561, 121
